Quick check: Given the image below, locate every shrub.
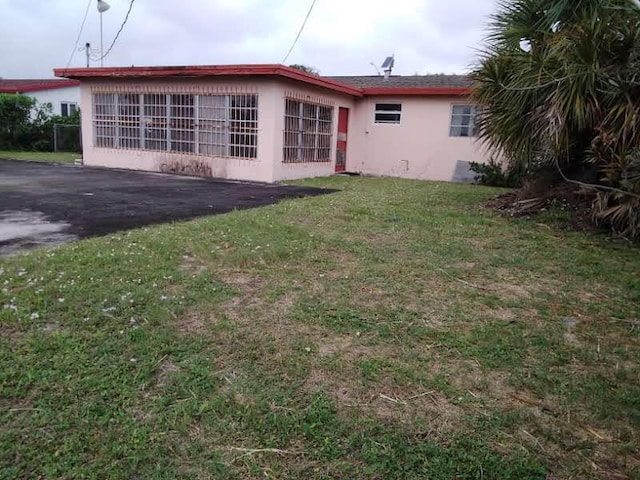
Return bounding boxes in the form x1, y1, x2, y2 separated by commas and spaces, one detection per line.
0, 94, 80, 152
0, 94, 36, 149
470, 158, 526, 188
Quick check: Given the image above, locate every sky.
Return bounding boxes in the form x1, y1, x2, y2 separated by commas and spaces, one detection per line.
0, 0, 498, 79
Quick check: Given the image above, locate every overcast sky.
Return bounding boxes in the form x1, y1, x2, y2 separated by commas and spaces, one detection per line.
0, 0, 498, 79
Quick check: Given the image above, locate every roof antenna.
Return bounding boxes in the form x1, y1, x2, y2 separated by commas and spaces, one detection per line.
369, 62, 381, 76
381, 55, 394, 80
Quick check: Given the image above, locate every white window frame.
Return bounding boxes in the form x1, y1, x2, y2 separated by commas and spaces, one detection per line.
60, 101, 78, 117
92, 92, 258, 159
374, 103, 402, 124
449, 104, 479, 137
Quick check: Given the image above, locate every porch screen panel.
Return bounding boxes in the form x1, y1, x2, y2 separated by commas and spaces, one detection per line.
283, 99, 300, 163
92, 91, 258, 158
317, 106, 333, 161
117, 93, 141, 149
143, 94, 168, 151
170, 94, 195, 153
283, 99, 334, 163
229, 94, 258, 159
93, 93, 117, 148
198, 95, 227, 156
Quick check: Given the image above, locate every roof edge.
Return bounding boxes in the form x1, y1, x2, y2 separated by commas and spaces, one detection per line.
53, 65, 473, 98
0, 79, 80, 94
54, 64, 364, 97
362, 87, 471, 96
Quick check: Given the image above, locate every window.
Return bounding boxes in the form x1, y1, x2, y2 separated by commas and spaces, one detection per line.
92, 92, 258, 159
450, 104, 479, 137
169, 94, 195, 153
229, 94, 258, 159
93, 93, 116, 148
118, 93, 141, 149
143, 93, 168, 151
283, 99, 333, 163
374, 103, 402, 124
60, 102, 78, 117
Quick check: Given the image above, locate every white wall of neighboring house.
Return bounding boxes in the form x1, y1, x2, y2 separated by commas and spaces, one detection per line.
27, 86, 81, 117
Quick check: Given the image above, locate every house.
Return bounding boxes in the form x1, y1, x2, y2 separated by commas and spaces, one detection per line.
0, 79, 81, 117
53, 64, 490, 183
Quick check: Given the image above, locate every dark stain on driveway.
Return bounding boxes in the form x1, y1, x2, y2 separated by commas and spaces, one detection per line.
0, 160, 337, 254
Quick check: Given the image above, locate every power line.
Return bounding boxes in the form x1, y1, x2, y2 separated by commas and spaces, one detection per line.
282, 0, 318, 64
64, 0, 93, 69
99, 0, 136, 61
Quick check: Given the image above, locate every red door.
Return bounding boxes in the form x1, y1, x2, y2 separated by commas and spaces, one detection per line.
335, 107, 349, 172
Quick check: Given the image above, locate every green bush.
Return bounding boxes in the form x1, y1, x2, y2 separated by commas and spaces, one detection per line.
0, 94, 37, 149
471, 0, 640, 241
470, 158, 526, 188
0, 94, 80, 152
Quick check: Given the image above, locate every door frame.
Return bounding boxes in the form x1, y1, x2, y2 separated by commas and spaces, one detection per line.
335, 107, 349, 172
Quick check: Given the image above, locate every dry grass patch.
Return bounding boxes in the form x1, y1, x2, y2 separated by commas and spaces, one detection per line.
179, 254, 208, 275
156, 358, 180, 387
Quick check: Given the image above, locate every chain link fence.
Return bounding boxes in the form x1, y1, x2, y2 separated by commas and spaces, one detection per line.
53, 124, 82, 153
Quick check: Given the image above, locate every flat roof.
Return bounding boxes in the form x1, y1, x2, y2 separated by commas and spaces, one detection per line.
54, 64, 364, 97
54, 64, 471, 97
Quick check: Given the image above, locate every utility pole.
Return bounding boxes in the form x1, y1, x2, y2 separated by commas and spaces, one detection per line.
97, 0, 111, 67
85, 43, 91, 68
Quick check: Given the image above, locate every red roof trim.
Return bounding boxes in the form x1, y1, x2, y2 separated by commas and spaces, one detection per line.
0, 80, 80, 94
54, 64, 364, 97
53, 65, 472, 97
362, 87, 471, 96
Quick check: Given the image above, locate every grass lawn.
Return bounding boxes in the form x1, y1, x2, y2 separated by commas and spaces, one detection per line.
0, 150, 79, 164
1, 177, 638, 479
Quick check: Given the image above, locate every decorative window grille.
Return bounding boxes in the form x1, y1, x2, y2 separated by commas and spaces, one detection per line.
94, 93, 116, 148
229, 95, 258, 159
92, 92, 258, 159
198, 95, 227, 156
169, 94, 195, 153
118, 93, 141, 149
450, 104, 479, 137
143, 94, 168, 151
283, 99, 333, 163
374, 103, 402, 124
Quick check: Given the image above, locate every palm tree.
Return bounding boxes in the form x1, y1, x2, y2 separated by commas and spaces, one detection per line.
472, 0, 640, 239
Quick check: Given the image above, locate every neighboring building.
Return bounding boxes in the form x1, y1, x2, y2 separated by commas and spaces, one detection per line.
0, 79, 81, 117
54, 64, 491, 183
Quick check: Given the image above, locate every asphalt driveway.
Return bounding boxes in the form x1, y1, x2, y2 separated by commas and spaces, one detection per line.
0, 160, 335, 255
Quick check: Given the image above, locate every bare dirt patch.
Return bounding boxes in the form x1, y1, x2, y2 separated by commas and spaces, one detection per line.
453, 261, 477, 270
179, 255, 208, 276
483, 307, 518, 321
177, 311, 218, 334
489, 281, 533, 300
156, 359, 180, 387
316, 334, 374, 361
304, 366, 467, 436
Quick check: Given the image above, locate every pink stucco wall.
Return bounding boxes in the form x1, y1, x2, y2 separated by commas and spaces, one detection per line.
270, 78, 355, 182
80, 77, 282, 183
347, 96, 493, 182
78, 77, 492, 183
